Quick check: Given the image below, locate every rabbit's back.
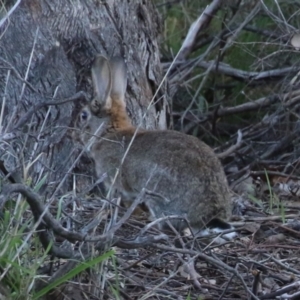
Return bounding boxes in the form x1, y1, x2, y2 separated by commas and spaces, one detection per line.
91, 129, 231, 231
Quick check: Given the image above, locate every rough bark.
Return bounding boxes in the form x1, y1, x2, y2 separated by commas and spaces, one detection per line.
0, 0, 167, 195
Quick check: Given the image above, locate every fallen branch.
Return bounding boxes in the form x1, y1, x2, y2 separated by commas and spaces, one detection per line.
177, 0, 223, 61
217, 129, 243, 158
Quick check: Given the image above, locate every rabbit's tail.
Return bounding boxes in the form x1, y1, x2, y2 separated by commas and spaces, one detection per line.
196, 218, 236, 243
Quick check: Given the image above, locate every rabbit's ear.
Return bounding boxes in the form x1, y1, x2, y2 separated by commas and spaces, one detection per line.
91, 55, 112, 113
109, 56, 127, 104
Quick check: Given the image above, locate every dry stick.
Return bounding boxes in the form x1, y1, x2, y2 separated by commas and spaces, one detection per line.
217, 129, 243, 158
77, 173, 108, 198
0, 92, 88, 142
138, 255, 199, 300
122, 265, 184, 299
177, 5, 207, 61
260, 132, 297, 160
198, 61, 299, 82
260, 0, 294, 31
242, 214, 299, 222
250, 170, 300, 181
152, 244, 260, 300
0, 69, 10, 131
169, 2, 260, 86
263, 254, 300, 276
0, 69, 10, 146
4, 27, 39, 134
220, 0, 261, 56
175, 3, 260, 128
119, 251, 156, 271
100, 197, 170, 300
219, 90, 300, 140
0, 182, 168, 247
201, 88, 300, 119
177, 30, 233, 128
276, 223, 300, 239
28, 92, 57, 169
35, 259, 78, 292
260, 280, 300, 300
0, 0, 22, 27
144, 288, 185, 300
164, 60, 300, 85
91, 190, 150, 243
224, 124, 300, 184
177, 0, 223, 61
0, 184, 85, 242
20, 28, 39, 103
13, 91, 88, 132
244, 25, 289, 41
218, 273, 235, 300
164, 219, 203, 290
49, 118, 105, 202
191, 0, 243, 56
232, 213, 300, 228
138, 215, 187, 236
112, 234, 168, 249
177, 44, 232, 129
0, 58, 38, 93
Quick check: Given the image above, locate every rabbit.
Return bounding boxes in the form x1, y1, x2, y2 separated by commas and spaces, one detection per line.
73, 55, 235, 239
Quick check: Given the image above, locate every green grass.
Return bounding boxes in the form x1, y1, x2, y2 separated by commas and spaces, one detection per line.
33, 251, 114, 299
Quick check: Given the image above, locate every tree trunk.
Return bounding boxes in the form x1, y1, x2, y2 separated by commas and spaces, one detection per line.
0, 0, 167, 195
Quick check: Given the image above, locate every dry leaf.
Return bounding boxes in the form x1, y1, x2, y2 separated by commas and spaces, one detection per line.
291, 33, 300, 50
243, 222, 261, 233
233, 176, 256, 196
262, 277, 279, 295
272, 175, 300, 195
265, 233, 286, 244
240, 236, 251, 245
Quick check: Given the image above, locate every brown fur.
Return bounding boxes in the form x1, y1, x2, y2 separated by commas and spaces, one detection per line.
73, 55, 233, 236
109, 97, 133, 130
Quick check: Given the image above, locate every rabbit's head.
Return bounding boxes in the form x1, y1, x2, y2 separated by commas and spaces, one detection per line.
73, 55, 132, 145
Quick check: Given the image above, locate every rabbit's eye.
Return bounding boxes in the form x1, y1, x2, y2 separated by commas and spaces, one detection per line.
81, 110, 89, 121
